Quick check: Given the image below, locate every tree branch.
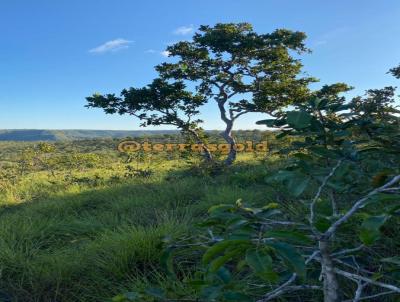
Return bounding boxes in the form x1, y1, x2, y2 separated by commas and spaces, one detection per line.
309, 159, 343, 232
323, 175, 400, 240
342, 290, 398, 302
256, 251, 320, 302
331, 245, 364, 258
334, 267, 400, 293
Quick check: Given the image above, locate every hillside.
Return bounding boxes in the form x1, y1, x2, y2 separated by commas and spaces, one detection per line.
0, 129, 179, 141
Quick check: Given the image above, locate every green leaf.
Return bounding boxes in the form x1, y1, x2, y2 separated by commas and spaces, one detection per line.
202, 240, 249, 264
268, 242, 305, 278
359, 215, 389, 245
208, 204, 234, 215
215, 266, 232, 284
268, 170, 310, 197
315, 217, 331, 232
308, 146, 340, 159
256, 119, 277, 127
287, 111, 312, 129
287, 174, 310, 197
266, 230, 312, 244
209, 248, 243, 272
276, 131, 291, 139
160, 247, 175, 278
246, 249, 278, 282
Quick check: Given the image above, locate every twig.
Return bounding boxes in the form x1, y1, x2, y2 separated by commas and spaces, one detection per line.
331, 245, 364, 257
329, 191, 339, 217
256, 273, 297, 302
309, 160, 343, 229
332, 258, 373, 275
256, 251, 320, 302
261, 220, 304, 226
334, 267, 400, 293
342, 290, 398, 302
310, 255, 374, 275
257, 284, 321, 301
323, 175, 400, 240
353, 280, 367, 302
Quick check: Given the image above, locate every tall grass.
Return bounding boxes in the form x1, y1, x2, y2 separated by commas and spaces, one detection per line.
0, 155, 278, 301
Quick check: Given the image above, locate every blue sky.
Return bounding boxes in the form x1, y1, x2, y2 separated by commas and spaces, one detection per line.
1, 0, 399, 130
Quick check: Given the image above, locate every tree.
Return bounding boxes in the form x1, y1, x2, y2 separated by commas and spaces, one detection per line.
157, 23, 315, 164
86, 78, 213, 161
389, 63, 400, 79
87, 23, 315, 165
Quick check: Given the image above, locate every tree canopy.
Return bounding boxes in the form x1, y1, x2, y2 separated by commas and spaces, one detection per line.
86, 23, 316, 164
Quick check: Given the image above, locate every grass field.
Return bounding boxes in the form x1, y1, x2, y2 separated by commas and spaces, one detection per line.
0, 140, 399, 302
0, 146, 281, 302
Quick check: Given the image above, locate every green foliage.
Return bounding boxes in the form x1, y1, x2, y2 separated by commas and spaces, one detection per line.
86, 22, 318, 164
157, 23, 315, 114
389, 63, 400, 79
128, 67, 400, 301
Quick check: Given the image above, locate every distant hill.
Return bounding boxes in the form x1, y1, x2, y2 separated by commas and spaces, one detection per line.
0, 129, 180, 141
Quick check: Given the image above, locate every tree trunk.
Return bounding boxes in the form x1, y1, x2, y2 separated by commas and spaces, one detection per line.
216, 98, 237, 165
221, 120, 236, 166
319, 240, 340, 302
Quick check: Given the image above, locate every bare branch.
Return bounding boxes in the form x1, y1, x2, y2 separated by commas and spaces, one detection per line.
256, 251, 320, 302
331, 245, 364, 257
334, 267, 400, 293
332, 258, 373, 275
256, 283, 321, 302
323, 175, 400, 239
353, 280, 367, 302
342, 290, 398, 302
256, 273, 297, 302
329, 191, 339, 217
232, 110, 249, 121
260, 219, 305, 226
309, 160, 343, 231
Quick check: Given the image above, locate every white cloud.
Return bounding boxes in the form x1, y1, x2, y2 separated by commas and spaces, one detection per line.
160, 50, 171, 57
313, 40, 327, 47
145, 49, 156, 53
173, 25, 194, 35
311, 27, 349, 48
89, 38, 133, 54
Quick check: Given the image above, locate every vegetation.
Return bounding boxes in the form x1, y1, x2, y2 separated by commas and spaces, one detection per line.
0, 136, 278, 302
146, 81, 400, 302
0, 129, 181, 142
1, 22, 399, 302
87, 23, 315, 165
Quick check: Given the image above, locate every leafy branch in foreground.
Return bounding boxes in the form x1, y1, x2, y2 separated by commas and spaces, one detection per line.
112, 70, 400, 302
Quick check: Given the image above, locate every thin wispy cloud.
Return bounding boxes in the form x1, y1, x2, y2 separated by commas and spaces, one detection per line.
173, 25, 194, 35
89, 38, 133, 54
145, 49, 171, 58
160, 50, 171, 57
311, 27, 349, 48
313, 40, 328, 47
